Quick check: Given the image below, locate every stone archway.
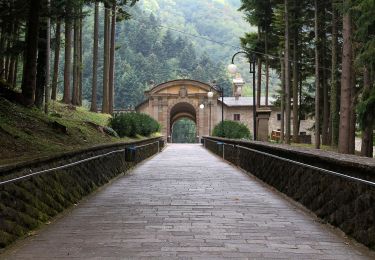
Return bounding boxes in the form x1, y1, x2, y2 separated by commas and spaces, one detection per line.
169, 102, 198, 141
135, 79, 219, 142
171, 118, 197, 143
168, 100, 199, 139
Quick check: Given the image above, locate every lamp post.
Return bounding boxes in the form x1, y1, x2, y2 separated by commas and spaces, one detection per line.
207, 81, 224, 136
228, 51, 257, 140
208, 97, 212, 135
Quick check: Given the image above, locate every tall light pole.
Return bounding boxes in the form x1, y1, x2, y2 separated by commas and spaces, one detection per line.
208, 81, 224, 136
228, 51, 257, 140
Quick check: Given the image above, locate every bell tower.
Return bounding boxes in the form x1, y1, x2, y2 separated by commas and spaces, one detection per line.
232, 73, 245, 100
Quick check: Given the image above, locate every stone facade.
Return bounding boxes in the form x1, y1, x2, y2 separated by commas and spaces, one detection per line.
136, 79, 313, 141
136, 80, 218, 140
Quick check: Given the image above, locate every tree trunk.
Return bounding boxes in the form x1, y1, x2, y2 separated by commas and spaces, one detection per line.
298, 78, 303, 133
90, 1, 99, 112
338, 4, 352, 154
108, 3, 116, 114
51, 17, 61, 100
280, 54, 285, 143
102, 4, 110, 113
360, 67, 373, 157
21, 0, 41, 106
12, 57, 18, 88
292, 21, 299, 143
35, 0, 49, 109
4, 23, 13, 80
78, 7, 83, 105
348, 67, 356, 154
284, 0, 291, 144
314, 0, 320, 149
35, 7, 48, 109
7, 23, 18, 85
265, 33, 269, 107
44, 0, 50, 114
72, 7, 79, 106
330, 3, 339, 147
257, 58, 262, 108
0, 24, 5, 79
321, 7, 329, 145
63, 2, 72, 104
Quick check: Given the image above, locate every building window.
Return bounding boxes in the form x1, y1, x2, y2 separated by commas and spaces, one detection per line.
234, 114, 240, 121
277, 113, 281, 121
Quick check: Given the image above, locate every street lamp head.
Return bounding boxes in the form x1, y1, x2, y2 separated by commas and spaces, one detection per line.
207, 91, 214, 99
199, 103, 205, 109
227, 63, 237, 75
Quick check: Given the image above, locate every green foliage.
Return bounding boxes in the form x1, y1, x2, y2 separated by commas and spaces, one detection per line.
357, 86, 375, 130
352, 0, 375, 68
172, 118, 196, 143
212, 120, 251, 139
109, 112, 160, 137
72, 4, 234, 109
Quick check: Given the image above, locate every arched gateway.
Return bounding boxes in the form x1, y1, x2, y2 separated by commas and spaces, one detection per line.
136, 80, 219, 142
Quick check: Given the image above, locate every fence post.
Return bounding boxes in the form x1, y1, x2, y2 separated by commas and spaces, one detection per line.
236, 145, 240, 166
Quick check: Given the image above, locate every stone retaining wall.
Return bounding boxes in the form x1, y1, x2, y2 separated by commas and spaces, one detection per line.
0, 137, 164, 249
203, 137, 375, 250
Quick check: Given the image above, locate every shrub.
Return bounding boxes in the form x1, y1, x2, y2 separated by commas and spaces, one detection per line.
109, 112, 160, 138
212, 120, 251, 139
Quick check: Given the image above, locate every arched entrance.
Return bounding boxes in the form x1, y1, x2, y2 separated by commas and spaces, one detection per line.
171, 118, 197, 143
135, 79, 219, 141
169, 102, 197, 143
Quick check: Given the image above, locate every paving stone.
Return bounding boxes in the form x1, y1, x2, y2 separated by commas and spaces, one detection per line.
2, 144, 374, 259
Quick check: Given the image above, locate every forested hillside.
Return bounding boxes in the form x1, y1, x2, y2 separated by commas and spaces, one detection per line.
137, 0, 266, 95
73, 4, 234, 109
139, 0, 252, 61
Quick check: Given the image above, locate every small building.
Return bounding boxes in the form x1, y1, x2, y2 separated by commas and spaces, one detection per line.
136, 79, 312, 142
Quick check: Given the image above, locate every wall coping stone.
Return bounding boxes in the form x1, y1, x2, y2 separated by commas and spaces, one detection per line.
203, 136, 375, 181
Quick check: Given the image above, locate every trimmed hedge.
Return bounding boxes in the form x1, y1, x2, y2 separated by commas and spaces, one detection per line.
109, 112, 160, 137
212, 120, 251, 139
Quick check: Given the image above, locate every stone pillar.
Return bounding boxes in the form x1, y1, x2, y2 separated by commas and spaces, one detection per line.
256, 107, 272, 142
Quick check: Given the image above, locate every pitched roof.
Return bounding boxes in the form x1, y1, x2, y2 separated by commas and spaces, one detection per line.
220, 97, 275, 107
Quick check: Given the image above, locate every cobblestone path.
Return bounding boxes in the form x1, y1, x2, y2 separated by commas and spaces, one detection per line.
3, 144, 374, 259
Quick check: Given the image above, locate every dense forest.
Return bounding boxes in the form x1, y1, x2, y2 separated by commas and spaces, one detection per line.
0, 0, 233, 109
139, 0, 251, 62
239, 0, 374, 157
78, 4, 233, 108
0, 0, 374, 156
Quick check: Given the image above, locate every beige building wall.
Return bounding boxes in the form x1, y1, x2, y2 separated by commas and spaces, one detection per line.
136, 80, 314, 142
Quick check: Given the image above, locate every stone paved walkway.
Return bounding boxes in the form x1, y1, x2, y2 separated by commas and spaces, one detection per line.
3, 144, 374, 259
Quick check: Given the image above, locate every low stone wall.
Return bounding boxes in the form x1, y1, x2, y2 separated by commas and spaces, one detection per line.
0, 137, 164, 249
203, 137, 375, 250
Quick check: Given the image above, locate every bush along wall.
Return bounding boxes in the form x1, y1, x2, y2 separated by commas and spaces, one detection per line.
109, 112, 160, 138
212, 120, 251, 139
0, 137, 163, 249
